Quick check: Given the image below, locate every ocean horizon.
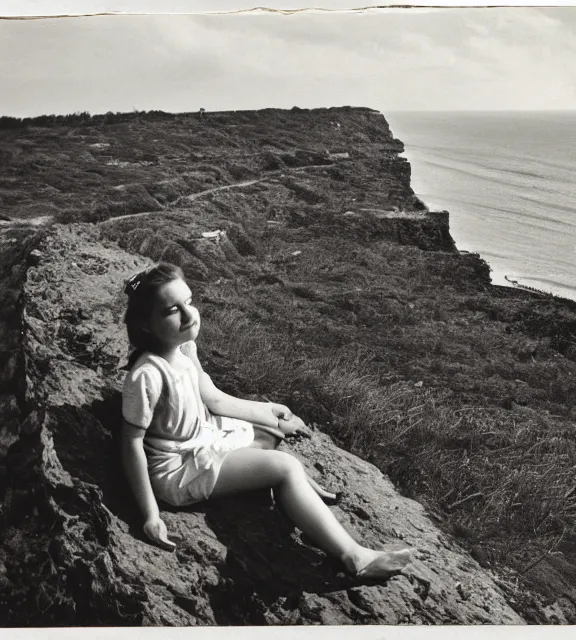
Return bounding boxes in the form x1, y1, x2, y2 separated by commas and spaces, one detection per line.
387, 110, 576, 302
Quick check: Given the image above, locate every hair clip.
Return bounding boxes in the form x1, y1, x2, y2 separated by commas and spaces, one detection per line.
124, 272, 143, 295
124, 265, 155, 296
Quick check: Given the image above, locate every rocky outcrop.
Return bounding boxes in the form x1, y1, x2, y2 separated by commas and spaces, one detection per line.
0, 223, 522, 625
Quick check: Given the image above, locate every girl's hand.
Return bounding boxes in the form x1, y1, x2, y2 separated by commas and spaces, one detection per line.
278, 414, 312, 439
143, 516, 176, 551
269, 402, 293, 420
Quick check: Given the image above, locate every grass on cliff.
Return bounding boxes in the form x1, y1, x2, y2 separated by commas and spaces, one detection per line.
200, 308, 576, 572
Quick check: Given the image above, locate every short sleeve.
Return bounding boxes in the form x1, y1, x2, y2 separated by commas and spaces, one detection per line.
180, 340, 198, 361
122, 365, 163, 429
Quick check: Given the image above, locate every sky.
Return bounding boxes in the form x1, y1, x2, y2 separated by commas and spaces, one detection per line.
1, 2, 576, 116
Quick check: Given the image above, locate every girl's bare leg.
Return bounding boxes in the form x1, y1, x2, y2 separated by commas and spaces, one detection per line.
251, 430, 339, 501
211, 448, 411, 576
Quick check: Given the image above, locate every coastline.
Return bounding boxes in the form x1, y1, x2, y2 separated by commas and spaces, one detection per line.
458, 248, 576, 304
412, 194, 576, 305
387, 110, 576, 306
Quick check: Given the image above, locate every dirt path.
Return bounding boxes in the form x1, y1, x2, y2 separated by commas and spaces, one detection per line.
102, 178, 266, 225
103, 165, 335, 226
183, 178, 264, 202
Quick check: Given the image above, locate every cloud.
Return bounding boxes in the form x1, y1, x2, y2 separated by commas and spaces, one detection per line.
458, 9, 576, 108
0, 7, 575, 116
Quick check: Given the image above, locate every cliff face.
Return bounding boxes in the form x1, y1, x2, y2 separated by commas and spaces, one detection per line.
1, 107, 576, 625
0, 223, 521, 625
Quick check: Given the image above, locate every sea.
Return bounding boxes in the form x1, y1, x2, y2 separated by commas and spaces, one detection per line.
386, 111, 576, 302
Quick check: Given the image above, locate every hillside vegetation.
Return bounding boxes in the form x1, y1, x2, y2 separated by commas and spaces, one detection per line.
1, 107, 576, 622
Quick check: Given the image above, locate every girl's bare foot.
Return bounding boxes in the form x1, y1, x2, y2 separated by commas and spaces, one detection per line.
344, 545, 413, 578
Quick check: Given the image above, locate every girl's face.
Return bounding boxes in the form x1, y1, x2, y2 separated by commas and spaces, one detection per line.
146, 278, 201, 349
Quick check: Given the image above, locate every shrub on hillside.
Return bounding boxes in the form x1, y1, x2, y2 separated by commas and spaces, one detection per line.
148, 178, 189, 204
228, 164, 257, 181
90, 184, 162, 221
284, 178, 325, 205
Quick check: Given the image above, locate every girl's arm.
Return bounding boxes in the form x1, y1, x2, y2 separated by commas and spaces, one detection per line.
202, 373, 279, 427
122, 421, 175, 550
190, 349, 293, 428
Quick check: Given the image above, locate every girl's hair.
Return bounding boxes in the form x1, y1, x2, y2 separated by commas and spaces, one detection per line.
123, 262, 184, 370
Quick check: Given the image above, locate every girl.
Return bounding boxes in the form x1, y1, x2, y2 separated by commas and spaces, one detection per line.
121, 263, 413, 579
